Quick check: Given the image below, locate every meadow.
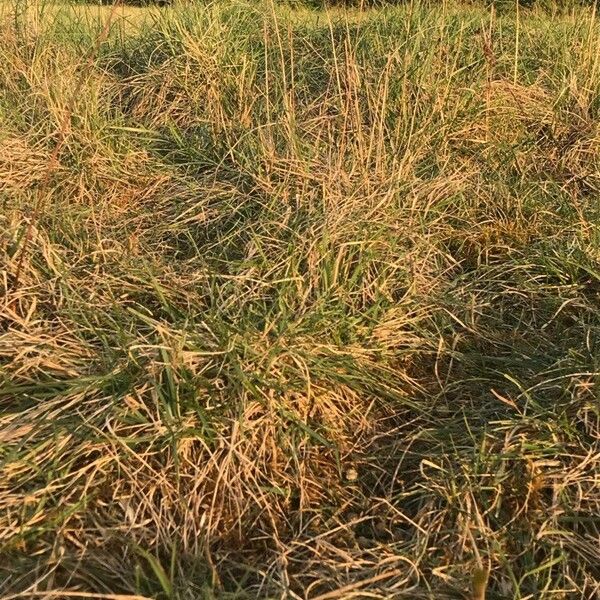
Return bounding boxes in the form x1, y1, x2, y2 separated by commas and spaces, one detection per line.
1, 1, 599, 598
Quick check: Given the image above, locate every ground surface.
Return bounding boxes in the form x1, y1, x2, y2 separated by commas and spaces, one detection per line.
1, 1, 600, 598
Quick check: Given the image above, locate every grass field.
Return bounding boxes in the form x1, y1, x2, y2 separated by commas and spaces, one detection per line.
1, 1, 600, 598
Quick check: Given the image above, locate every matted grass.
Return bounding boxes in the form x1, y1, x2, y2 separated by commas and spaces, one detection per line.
1, 1, 599, 598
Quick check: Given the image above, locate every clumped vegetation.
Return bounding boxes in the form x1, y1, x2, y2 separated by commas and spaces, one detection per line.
1, 1, 600, 598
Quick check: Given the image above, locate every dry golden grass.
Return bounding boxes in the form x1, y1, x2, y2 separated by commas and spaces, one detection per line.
1, 1, 600, 599
0, 1, 150, 32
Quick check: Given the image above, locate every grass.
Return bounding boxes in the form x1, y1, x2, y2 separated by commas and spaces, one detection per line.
1, 0, 600, 598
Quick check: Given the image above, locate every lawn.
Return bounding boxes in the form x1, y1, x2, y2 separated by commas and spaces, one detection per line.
1, 1, 599, 598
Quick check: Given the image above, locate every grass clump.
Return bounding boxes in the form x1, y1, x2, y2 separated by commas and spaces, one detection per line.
1, 1, 600, 598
